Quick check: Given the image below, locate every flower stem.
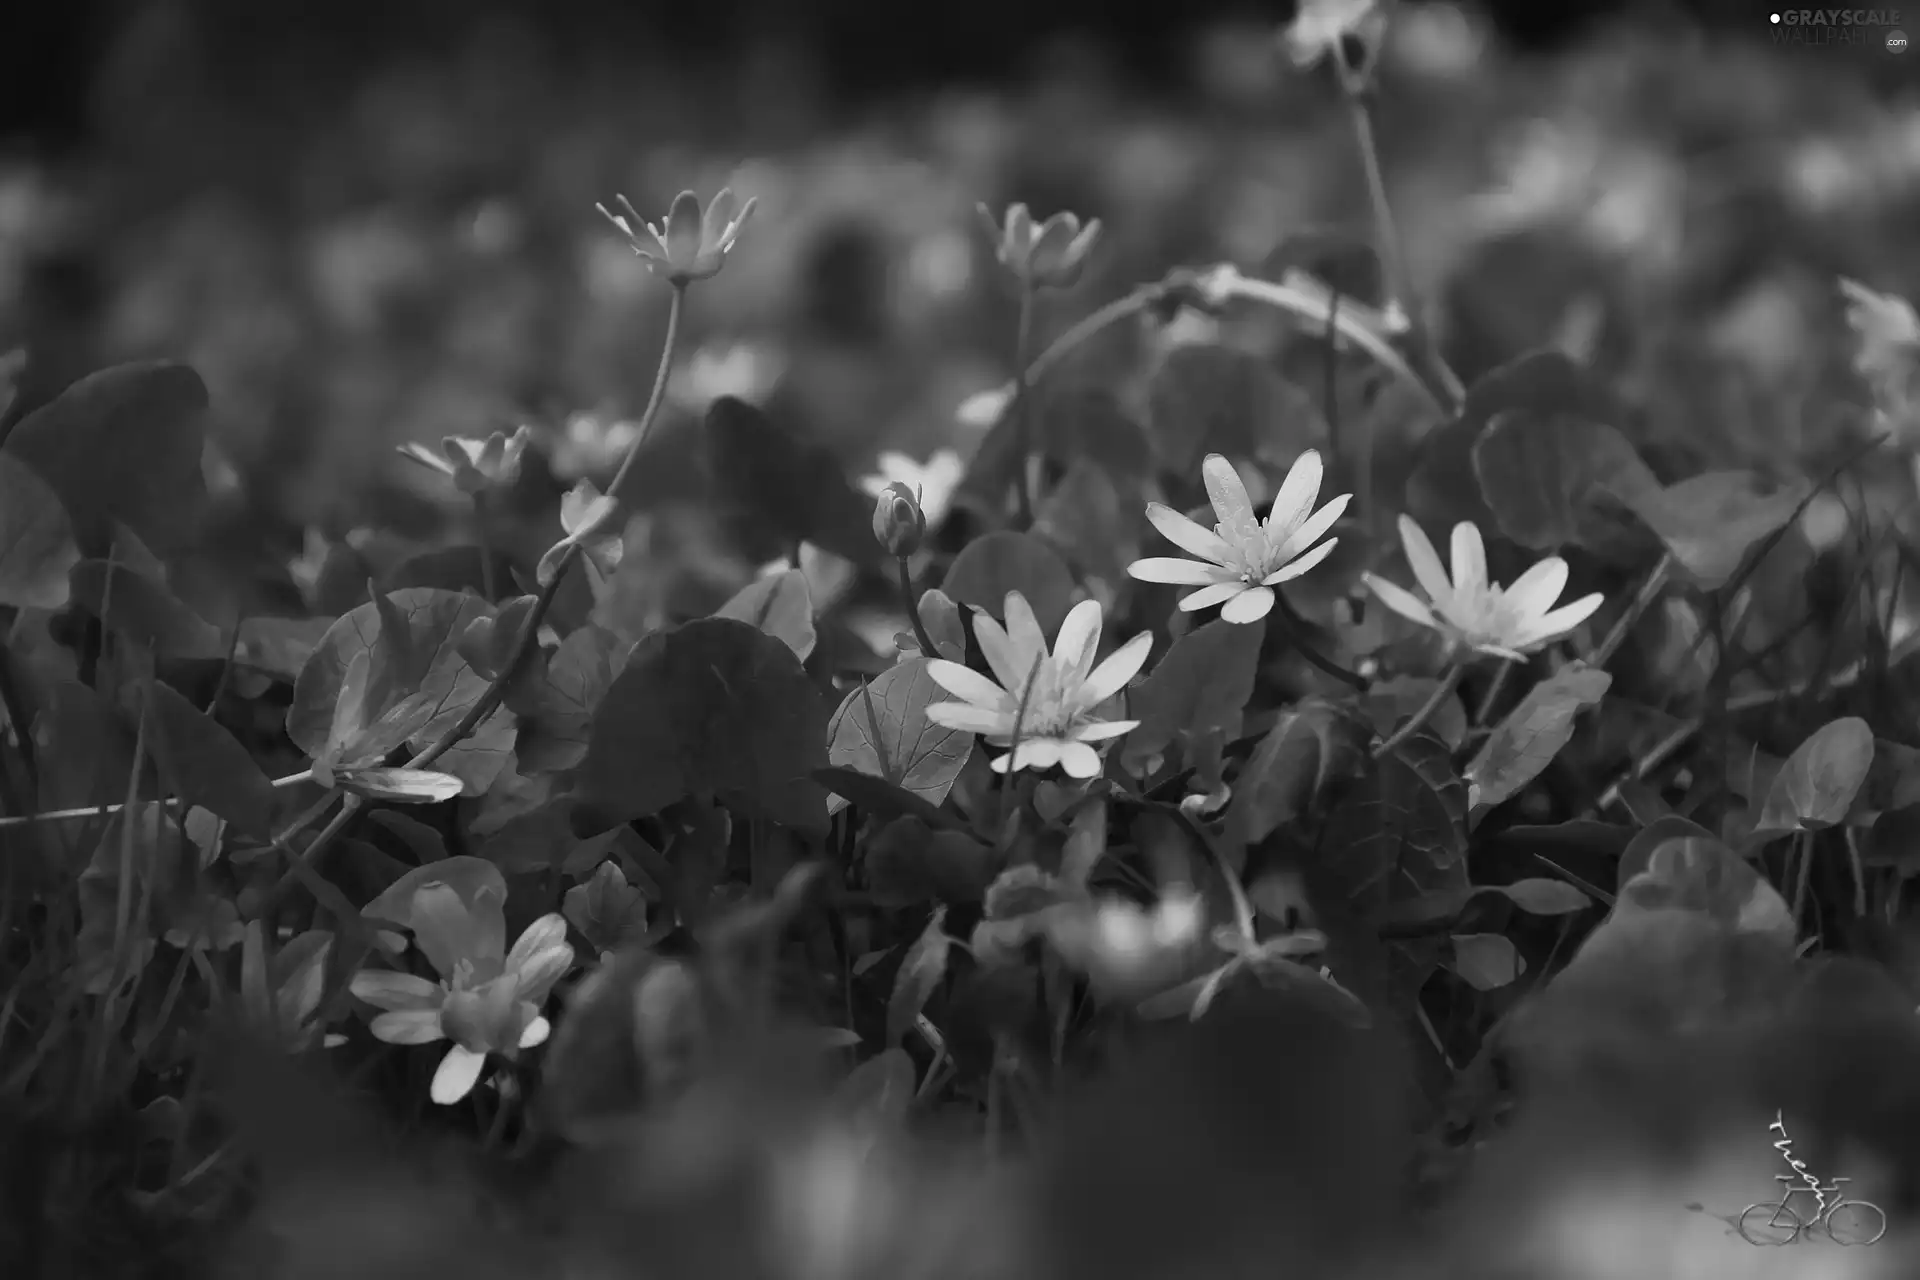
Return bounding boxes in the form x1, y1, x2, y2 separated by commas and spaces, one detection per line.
899, 557, 940, 658
1010, 287, 1038, 529
1473, 659, 1512, 726
1373, 662, 1463, 759
996, 654, 1045, 847
474, 492, 497, 602
1592, 552, 1673, 670
1273, 591, 1369, 691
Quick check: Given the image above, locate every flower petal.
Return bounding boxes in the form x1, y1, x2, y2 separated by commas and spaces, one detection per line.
1511, 592, 1605, 650
1076, 630, 1154, 710
518, 1014, 552, 1050
1398, 515, 1454, 606
971, 611, 1025, 693
1070, 718, 1140, 742
506, 914, 570, 971
1219, 586, 1276, 624
1504, 557, 1571, 620
370, 1008, 446, 1046
1202, 454, 1261, 544
1450, 522, 1488, 605
1179, 582, 1245, 612
1127, 557, 1229, 586
512, 944, 576, 1006
431, 1044, 489, 1105
1001, 593, 1049, 670
1272, 492, 1350, 568
1364, 575, 1439, 630
925, 659, 1013, 712
1059, 741, 1103, 779
1263, 537, 1339, 585
1052, 599, 1104, 670
350, 970, 444, 1013
1146, 503, 1232, 565
410, 882, 501, 981
925, 701, 1014, 735
1265, 449, 1326, 546
995, 738, 1065, 774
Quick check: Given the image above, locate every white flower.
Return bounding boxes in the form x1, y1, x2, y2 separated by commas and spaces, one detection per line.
956, 384, 1013, 431
858, 448, 965, 530
1364, 516, 1604, 661
1127, 451, 1349, 624
924, 591, 1151, 778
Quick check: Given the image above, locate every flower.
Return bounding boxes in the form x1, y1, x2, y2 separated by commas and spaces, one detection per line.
1839, 277, 1920, 447
1127, 451, 1349, 624
1363, 515, 1604, 660
537, 479, 625, 595
858, 448, 965, 530
350, 883, 574, 1105
976, 202, 1103, 291
1282, 0, 1388, 69
547, 410, 644, 481
1046, 888, 1208, 996
956, 384, 1013, 433
870, 482, 925, 559
398, 426, 530, 495
924, 591, 1151, 778
598, 188, 756, 285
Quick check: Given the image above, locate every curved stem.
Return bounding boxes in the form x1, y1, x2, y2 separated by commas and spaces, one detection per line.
1025, 286, 1159, 385
1473, 659, 1513, 726
1224, 274, 1451, 418
898, 558, 940, 658
606, 284, 686, 505
1373, 662, 1463, 759
474, 492, 497, 601
1010, 288, 1038, 528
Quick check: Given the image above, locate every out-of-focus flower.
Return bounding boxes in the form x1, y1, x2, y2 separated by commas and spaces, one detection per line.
1364, 516, 1603, 661
349, 883, 574, 1105
925, 592, 1150, 778
871, 482, 925, 559
858, 448, 965, 530
756, 543, 857, 614
1282, 0, 1388, 69
546, 410, 644, 482
976, 202, 1102, 291
538, 479, 624, 595
1127, 451, 1348, 624
1046, 888, 1208, 997
240, 922, 346, 1052
398, 426, 530, 495
955, 384, 1013, 433
669, 341, 786, 415
1839, 277, 1920, 448
598, 188, 756, 286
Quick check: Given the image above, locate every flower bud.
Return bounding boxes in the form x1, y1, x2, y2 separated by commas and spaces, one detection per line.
872, 481, 925, 558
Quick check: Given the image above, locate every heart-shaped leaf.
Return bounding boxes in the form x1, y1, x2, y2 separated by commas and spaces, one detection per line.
1757, 716, 1875, 835
1119, 619, 1263, 773
1451, 933, 1524, 990
511, 624, 633, 775
1471, 410, 1660, 553
1465, 663, 1612, 811
362, 856, 507, 935
1319, 731, 1468, 911
68, 559, 226, 659
574, 617, 831, 835
713, 568, 816, 662
1, 361, 210, 557
704, 396, 881, 569
0, 452, 79, 609
1145, 342, 1324, 474
1226, 698, 1369, 845
940, 531, 1077, 637
1625, 470, 1812, 589
1363, 675, 1468, 752
563, 860, 651, 955
825, 658, 975, 814
901, 588, 966, 662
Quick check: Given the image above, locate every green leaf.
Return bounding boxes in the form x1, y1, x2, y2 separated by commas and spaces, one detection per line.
1034, 460, 1135, 584
287, 587, 513, 796
562, 860, 650, 955
1451, 933, 1524, 990
713, 568, 816, 662
234, 617, 335, 684
335, 767, 465, 804
1319, 731, 1468, 912
886, 906, 951, 1048
825, 658, 974, 813
1226, 698, 1369, 845
0, 452, 79, 608
1497, 878, 1592, 915
906, 588, 966, 662
940, 531, 1077, 637
1363, 675, 1467, 752
68, 560, 225, 659
0, 361, 210, 557
511, 624, 632, 775
1118, 619, 1262, 772
1625, 470, 1812, 589
137, 679, 277, 835
1464, 663, 1612, 811
1470, 410, 1660, 554
1757, 716, 1875, 834
813, 766, 968, 832
703, 396, 881, 569
574, 617, 831, 835
361, 856, 506, 933
957, 381, 1154, 513
1145, 342, 1324, 475
32, 680, 138, 812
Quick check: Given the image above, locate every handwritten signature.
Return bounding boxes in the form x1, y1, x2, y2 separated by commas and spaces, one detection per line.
1731, 1110, 1887, 1247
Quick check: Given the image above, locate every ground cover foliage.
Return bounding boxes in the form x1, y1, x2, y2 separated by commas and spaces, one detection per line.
8, 3, 1920, 1278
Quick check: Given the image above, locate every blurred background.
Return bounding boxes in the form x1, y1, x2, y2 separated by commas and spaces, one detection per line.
0, 0, 1914, 542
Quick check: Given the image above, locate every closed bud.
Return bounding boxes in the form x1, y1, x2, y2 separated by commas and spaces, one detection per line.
872, 481, 925, 558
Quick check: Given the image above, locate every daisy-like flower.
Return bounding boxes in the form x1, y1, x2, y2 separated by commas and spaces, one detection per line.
858, 448, 965, 530
349, 882, 574, 1105
976, 202, 1103, 291
1364, 516, 1604, 660
1127, 451, 1349, 624
597, 188, 756, 285
924, 592, 1151, 778
397, 426, 531, 496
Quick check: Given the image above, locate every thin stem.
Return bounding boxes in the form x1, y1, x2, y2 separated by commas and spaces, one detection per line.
474, 492, 497, 602
1272, 591, 1368, 691
607, 284, 686, 503
1025, 286, 1160, 385
0, 770, 314, 828
1010, 288, 1038, 528
996, 654, 1045, 847
1592, 553, 1673, 670
1373, 662, 1463, 759
899, 558, 940, 658
1223, 274, 1452, 418
1473, 660, 1512, 727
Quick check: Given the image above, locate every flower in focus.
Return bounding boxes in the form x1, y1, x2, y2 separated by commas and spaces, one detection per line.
350, 883, 574, 1105
598, 188, 756, 285
858, 448, 965, 530
976, 202, 1103, 291
1282, 0, 1388, 69
399, 426, 530, 496
1127, 451, 1349, 624
871, 481, 925, 559
1364, 515, 1604, 660
924, 592, 1151, 778
537, 479, 625, 595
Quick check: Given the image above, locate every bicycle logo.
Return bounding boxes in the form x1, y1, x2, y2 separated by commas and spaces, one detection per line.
1735, 1110, 1887, 1247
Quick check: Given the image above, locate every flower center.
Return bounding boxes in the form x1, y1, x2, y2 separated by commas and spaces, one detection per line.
1009, 659, 1076, 738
